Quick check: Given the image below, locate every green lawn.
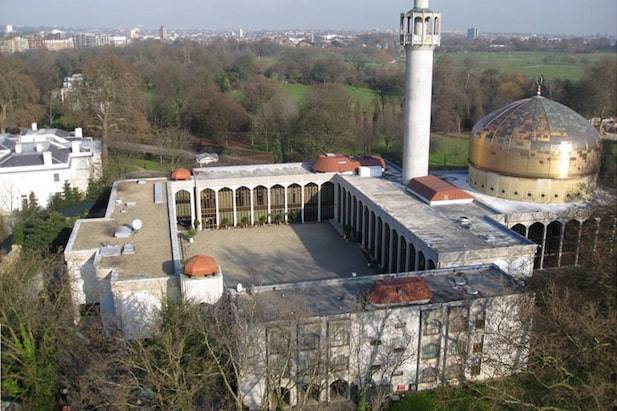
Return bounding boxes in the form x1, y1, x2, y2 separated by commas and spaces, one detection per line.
439, 51, 616, 81
429, 133, 470, 168
280, 82, 377, 109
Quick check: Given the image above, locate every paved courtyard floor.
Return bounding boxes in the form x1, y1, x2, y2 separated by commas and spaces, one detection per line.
185, 223, 375, 287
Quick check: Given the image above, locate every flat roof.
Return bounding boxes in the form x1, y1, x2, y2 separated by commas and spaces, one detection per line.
70, 179, 174, 280
339, 175, 528, 253
193, 162, 314, 180
438, 171, 594, 215
239, 265, 525, 319
184, 223, 376, 288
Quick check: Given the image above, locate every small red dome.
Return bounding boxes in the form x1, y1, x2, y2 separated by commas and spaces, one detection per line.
184, 255, 218, 277
171, 168, 192, 181
312, 154, 361, 173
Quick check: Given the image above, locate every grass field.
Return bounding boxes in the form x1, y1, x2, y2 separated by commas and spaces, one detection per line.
281, 83, 377, 108
439, 51, 616, 81
429, 133, 470, 168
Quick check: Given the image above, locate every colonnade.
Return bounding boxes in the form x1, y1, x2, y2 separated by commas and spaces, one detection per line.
336, 184, 435, 274
172, 181, 335, 230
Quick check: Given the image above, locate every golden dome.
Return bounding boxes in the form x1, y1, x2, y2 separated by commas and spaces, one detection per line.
469, 96, 601, 180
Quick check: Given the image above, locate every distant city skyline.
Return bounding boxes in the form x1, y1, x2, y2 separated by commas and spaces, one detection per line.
1, 0, 616, 36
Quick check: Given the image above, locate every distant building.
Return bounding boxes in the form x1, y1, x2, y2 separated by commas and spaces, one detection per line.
109, 35, 128, 47
0, 36, 29, 53
0, 125, 101, 213
43, 38, 74, 51
238, 28, 244, 38
5, 24, 13, 34
159, 25, 169, 41
60, 73, 84, 103
73, 33, 109, 49
467, 27, 479, 40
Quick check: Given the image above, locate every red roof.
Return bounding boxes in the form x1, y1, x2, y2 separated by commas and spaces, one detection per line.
368, 277, 433, 306
171, 168, 192, 181
184, 255, 218, 277
408, 175, 473, 203
312, 154, 361, 173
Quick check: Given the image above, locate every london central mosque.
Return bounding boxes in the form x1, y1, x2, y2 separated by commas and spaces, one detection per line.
64, 1, 612, 409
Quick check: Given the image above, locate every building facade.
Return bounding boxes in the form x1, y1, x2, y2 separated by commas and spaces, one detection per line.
0, 125, 101, 213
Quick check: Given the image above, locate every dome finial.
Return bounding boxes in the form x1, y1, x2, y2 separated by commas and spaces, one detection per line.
536, 75, 544, 96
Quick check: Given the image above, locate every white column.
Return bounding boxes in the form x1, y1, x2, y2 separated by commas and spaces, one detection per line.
284, 186, 288, 223
405, 243, 411, 271
267, 186, 271, 224
574, 221, 583, 266
539, 224, 547, 269
189, 190, 196, 228
556, 222, 565, 267
317, 184, 322, 222
195, 188, 202, 231
250, 187, 254, 226
301, 185, 305, 223
232, 188, 237, 227
215, 189, 220, 228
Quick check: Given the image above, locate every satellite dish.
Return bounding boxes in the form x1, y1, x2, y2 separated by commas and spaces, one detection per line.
131, 219, 143, 231
236, 283, 244, 293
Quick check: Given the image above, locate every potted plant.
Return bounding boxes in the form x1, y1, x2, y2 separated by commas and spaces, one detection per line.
273, 214, 283, 225
220, 217, 231, 229
185, 228, 196, 243
194, 219, 201, 230
258, 215, 268, 226
241, 216, 250, 227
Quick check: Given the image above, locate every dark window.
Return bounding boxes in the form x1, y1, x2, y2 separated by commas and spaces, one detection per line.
370, 339, 382, 346
53, 173, 60, 182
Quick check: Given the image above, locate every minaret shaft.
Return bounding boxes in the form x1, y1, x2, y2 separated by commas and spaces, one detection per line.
400, 0, 441, 184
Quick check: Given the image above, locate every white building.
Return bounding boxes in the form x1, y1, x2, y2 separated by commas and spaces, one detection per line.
0, 124, 101, 213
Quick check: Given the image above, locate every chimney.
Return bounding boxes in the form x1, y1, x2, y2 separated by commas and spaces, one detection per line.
43, 151, 52, 166
71, 141, 80, 154
74, 127, 83, 138
14, 144, 22, 154
31, 122, 37, 131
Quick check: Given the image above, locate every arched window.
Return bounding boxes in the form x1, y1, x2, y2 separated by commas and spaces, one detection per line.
253, 185, 268, 225
561, 219, 580, 266
399, 240, 407, 272
303, 183, 319, 222
414, 17, 423, 35
236, 186, 251, 226
528, 222, 545, 269
579, 217, 599, 264
543, 221, 563, 268
376, 217, 383, 265
200, 188, 216, 229
434, 17, 440, 34
175, 190, 191, 227
370, 211, 376, 256
511, 223, 527, 237
418, 251, 426, 271
329, 379, 349, 401
428, 259, 436, 270
383, 223, 391, 271
218, 188, 234, 227
287, 184, 302, 223
320, 182, 335, 220
363, 206, 370, 250
270, 185, 285, 223
425, 17, 433, 35
408, 242, 416, 271
391, 230, 399, 273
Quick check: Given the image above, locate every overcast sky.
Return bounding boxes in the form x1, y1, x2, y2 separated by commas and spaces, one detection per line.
1, 0, 616, 35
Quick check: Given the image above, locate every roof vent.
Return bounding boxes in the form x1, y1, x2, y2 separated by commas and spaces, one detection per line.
453, 273, 467, 287
100, 244, 122, 257
459, 216, 472, 229
122, 243, 135, 255
236, 283, 244, 293
114, 225, 132, 238
131, 219, 143, 231
464, 286, 479, 296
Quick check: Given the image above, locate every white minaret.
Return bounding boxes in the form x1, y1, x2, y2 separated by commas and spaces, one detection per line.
400, 0, 441, 183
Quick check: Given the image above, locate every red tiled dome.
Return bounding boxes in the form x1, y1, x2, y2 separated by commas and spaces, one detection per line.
184, 255, 218, 277
312, 154, 361, 173
408, 175, 473, 204
171, 168, 192, 181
